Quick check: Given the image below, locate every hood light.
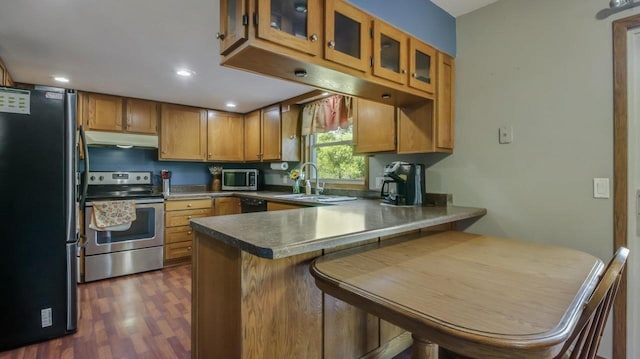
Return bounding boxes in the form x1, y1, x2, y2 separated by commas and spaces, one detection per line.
116, 144, 134, 149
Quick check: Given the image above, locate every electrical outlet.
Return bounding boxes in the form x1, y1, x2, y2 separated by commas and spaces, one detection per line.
375, 177, 385, 189
41, 308, 52, 328
499, 126, 513, 144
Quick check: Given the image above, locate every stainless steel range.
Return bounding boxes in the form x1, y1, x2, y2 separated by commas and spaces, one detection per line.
80, 171, 164, 282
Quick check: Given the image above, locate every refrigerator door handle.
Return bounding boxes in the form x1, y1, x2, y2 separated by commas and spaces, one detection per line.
79, 125, 89, 209
65, 91, 77, 245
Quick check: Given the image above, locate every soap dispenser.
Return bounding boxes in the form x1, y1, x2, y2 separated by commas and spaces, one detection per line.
305, 179, 311, 195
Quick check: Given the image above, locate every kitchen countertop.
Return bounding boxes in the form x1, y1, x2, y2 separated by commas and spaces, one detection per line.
189, 196, 487, 259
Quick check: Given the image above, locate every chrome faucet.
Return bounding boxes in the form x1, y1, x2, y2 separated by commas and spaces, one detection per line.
300, 162, 323, 195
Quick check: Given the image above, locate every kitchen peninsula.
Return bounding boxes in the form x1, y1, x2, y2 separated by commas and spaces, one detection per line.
189, 198, 486, 358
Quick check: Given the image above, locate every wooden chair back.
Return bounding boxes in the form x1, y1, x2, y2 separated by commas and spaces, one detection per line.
554, 247, 629, 359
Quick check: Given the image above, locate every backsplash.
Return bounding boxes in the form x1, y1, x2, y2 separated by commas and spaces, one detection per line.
86, 147, 275, 186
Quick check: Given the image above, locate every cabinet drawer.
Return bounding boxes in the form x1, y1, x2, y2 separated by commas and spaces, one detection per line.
166, 225, 194, 244
165, 241, 192, 260
166, 198, 212, 211
165, 208, 211, 227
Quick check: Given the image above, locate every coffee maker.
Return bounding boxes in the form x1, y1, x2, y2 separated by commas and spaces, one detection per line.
380, 162, 425, 205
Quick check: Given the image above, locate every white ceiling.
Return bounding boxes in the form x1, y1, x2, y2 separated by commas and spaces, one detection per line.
0, 0, 496, 113
432, 0, 499, 17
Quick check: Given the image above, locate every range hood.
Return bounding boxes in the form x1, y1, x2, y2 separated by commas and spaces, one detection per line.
84, 131, 158, 149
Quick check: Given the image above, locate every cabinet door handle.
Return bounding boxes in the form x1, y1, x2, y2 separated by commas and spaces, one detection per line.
328, 40, 335, 49
188, 231, 192, 235
187, 246, 192, 251
187, 216, 192, 219
187, 203, 192, 207
309, 34, 318, 42
402, 69, 407, 74
216, 32, 225, 40
412, 73, 418, 78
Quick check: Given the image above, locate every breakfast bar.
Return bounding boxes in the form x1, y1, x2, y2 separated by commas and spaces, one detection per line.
311, 231, 604, 359
189, 201, 486, 358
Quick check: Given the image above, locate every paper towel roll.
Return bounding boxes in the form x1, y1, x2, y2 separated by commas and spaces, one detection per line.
270, 162, 289, 171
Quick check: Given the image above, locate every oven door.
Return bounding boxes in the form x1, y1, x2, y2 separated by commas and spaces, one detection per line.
84, 200, 164, 255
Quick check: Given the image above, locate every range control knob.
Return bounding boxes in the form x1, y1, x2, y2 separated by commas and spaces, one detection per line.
99, 176, 104, 181
144, 176, 149, 180
136, 176, 141, 180
90, 176, 95, 181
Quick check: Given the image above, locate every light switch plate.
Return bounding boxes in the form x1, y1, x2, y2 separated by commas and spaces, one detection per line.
593, 178, 610, 199
499, 126, 513, 144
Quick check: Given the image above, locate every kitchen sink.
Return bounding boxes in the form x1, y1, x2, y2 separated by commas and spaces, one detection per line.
273, 194, 358, 202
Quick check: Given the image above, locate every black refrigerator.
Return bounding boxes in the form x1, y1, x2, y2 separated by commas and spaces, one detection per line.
0, 86, 78, 351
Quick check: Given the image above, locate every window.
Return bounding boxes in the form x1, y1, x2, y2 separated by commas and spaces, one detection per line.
311, 125, 366, 187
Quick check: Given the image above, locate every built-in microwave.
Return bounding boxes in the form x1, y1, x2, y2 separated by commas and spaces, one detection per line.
222, 169, 259, 191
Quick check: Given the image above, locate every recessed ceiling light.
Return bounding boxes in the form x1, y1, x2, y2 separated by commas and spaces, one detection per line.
53, 76, 70, 83
225, 102, 237, 108
321, 92, 329, 96
176, 69, 195, 77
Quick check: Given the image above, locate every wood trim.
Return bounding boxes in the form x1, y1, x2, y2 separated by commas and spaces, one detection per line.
612, 13, 640, 359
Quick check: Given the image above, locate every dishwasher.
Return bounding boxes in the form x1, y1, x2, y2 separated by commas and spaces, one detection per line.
240, 197, 267, 213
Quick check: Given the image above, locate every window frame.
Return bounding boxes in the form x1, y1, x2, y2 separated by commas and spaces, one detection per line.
308, 130, 369, 190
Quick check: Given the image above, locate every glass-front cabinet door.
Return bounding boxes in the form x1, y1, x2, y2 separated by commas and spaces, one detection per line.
409, 38, 436, 94
218, 0, 248, 55
372, 20, 408, 85
257, 0, 321, 55
324, 0, 370, 72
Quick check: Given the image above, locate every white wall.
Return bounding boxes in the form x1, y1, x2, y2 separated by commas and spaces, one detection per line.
421, 0, 639, 357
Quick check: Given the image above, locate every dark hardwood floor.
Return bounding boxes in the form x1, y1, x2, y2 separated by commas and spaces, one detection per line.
0, 265, 191, 359
0, 264, 413, 359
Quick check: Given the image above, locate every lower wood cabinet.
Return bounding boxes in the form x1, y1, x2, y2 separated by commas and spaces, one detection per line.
267, 201, 306, 211
164, 197, 242, 266
213, 197, 241, 215
164, 197, 212, 266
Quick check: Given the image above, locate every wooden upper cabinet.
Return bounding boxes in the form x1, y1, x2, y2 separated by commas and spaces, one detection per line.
353, 98, 395, 153
436, 52, 454, 150
408, 38, 436, 94
244, 105, 282, 162
324, 0, 371, 72
397, 101, 433, 154
207, 110, 244, 161
257, 0, 321, 55
244, 110, 261, 162
85, 93, 123, 131
0, 57, 12, 87
0, 63, 5, 86
159, 104, 207, 161
372, 21, 408, 85
219, 0, 249, 55
5, 71, 13, 87
261, 104, 281, 161
125, 98, 158, 134
280, 104, 301, 162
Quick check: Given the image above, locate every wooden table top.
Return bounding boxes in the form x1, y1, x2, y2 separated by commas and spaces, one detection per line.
310, 231, 604, 359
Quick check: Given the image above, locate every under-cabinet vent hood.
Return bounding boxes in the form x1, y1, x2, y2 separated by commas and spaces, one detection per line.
84, 131, 158, 149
